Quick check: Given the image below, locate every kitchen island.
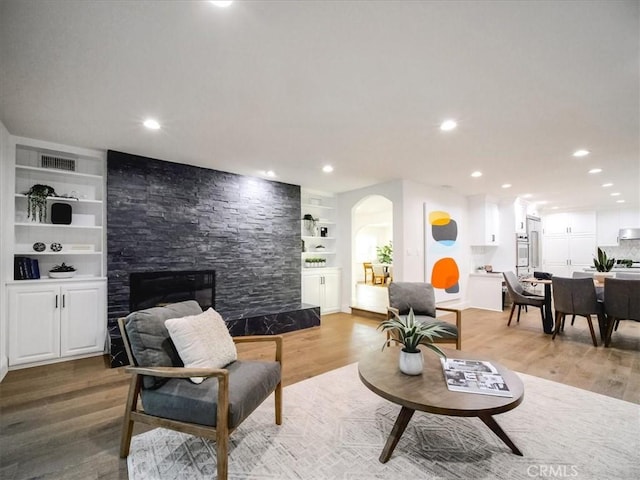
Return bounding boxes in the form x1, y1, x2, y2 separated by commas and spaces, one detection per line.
468, 272, 505, 312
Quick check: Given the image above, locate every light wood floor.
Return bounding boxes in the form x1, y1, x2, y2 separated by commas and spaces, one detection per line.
1, 307, 639, 479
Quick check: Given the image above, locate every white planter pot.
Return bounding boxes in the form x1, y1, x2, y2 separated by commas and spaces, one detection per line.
399, 349, 423, 375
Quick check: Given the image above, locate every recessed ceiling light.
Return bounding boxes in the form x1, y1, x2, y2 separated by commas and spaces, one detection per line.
573, 149, 590, 157
262, 170, 276, 178
536, 200, 548, 205
588, 168, 602, 174
471, 171, 482, 178
440, 119, 457, 131
322, 165, 334, 173
602, 183, 613, 187
501, 183, 512, 189
616, 199, 625, 203
551, 206, 559, 210
209, 0, 233, 7
522, 193, 533, 198
143, 118, 161, 130
611, 192, 621, 196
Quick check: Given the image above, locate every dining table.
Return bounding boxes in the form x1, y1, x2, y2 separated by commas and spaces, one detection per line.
521, 277, 606, 337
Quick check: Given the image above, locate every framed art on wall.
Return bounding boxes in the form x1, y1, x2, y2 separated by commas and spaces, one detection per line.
424, 203, 462, 302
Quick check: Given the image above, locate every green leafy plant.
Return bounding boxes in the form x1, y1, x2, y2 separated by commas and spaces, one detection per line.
376, 241, 393, 264
378, 308, 449, 357
50, 262, 76, 273
26, 184, 57, 222
593, 247, 615, 272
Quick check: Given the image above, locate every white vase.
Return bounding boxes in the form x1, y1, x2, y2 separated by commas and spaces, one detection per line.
399, 349, 423, 375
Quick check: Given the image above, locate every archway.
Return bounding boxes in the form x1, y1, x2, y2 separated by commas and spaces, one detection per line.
351, 195, 393, 313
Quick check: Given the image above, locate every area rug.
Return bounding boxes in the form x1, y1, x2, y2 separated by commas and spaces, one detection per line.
128, 363, 639, 480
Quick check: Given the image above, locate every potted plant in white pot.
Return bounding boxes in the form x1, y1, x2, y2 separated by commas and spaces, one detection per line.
378, 308, 449, 375
593, 247, 615, 283
49, 262, 76, 279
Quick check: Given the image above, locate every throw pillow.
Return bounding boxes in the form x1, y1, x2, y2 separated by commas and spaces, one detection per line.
165, 307, 237, 384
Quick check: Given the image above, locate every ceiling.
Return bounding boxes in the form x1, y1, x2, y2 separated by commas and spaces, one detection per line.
1, 0, 638, 212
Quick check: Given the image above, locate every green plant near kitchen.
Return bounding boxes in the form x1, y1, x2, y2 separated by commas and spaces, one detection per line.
376, 241, 393, 264
378, 308, 449, 357
593, 247, 615, 272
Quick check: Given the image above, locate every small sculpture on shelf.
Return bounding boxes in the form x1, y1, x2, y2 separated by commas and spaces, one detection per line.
25, 184, 57, 222
302, 214, 319, 236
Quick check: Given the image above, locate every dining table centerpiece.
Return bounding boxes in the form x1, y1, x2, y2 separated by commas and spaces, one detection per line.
593, 247, 615, 284
378, 308, 449, 375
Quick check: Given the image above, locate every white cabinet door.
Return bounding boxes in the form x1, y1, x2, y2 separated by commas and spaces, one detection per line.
8, 285, 60, 365
569, 211, 596, 235
569, 236, 596, 267
321, 271, 341, 313
302, 273, 322, 307
60, 282, 107, 357
543, 213, 569, 235
597, 210, 621, 246
468, 197, 500, 245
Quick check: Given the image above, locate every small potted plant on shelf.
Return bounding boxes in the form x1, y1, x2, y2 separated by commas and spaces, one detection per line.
593, 247, 615, 283
378, 308, 449, 375
49, 262, 76, 279
26, 184, 57, 223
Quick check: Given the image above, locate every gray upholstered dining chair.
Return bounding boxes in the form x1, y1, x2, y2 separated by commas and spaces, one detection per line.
387, 282, 462, 349
603, 278, 640, 347
551, 277, 603, 347
502, 271, 545, 326
118, 300, 283, 480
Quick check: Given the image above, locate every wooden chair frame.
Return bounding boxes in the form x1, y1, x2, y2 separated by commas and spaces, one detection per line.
118, 318, 283, 480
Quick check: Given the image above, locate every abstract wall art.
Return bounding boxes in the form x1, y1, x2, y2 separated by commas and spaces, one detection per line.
424, 205, 461, 302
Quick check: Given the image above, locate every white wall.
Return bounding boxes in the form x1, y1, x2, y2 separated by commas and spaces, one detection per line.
0, 120, 11, 381
336, 179, 470, 311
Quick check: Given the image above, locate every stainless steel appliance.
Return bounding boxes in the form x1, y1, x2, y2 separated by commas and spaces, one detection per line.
526, 216, 542, 269
516, 234, 529, 267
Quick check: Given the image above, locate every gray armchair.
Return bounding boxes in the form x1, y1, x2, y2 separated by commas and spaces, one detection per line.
387, 282, 462, 349
118, 300, 283, 480
551, 277, 603, 347
503, 271, 545, 326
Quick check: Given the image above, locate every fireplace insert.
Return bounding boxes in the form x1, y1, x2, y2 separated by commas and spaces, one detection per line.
129, 270, 215, 312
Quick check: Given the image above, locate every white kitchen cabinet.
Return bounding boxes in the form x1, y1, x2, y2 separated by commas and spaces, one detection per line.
467, 273, 504, 312
8, 281, 107, 366
543, 211, 596, 236
596, 208, 640, 246
542, 234, 596, 277
302, 268, 341, 314
468, 195, 500, 246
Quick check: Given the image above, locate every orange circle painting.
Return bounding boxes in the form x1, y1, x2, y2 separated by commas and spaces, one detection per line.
431, 257, 460, 293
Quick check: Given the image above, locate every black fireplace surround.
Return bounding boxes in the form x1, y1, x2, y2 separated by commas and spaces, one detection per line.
106, 151, 320, 367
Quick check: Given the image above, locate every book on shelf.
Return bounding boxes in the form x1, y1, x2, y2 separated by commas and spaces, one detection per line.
440, 357, 513, 398
13, 257, 41, 280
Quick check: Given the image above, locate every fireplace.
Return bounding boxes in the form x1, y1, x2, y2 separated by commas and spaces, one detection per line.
129, 270, 215, 312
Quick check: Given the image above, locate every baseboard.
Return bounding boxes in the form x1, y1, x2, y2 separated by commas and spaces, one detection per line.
0, 356, 8, 382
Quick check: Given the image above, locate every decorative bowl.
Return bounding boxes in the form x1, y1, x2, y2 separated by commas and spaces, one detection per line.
49, 271, 76, 279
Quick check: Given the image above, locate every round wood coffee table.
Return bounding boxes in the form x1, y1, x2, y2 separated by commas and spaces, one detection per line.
358, 347, 525, 463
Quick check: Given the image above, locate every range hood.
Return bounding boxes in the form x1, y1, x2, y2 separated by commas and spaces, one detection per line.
619, 228, 640, 240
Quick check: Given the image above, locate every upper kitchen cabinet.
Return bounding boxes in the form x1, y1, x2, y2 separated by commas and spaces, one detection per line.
468, 195, 499, 246
514, 198, 528, 233
542, 211, 596, 236
597, 208, 640, 246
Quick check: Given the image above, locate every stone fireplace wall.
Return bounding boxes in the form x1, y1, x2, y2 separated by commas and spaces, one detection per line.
106, 150, 302, 324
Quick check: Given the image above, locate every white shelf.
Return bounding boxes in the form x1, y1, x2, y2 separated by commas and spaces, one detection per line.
15, 251, 102, 256
15, 223, 102, 230
7, 275, 107, 285
302, 235, 335, 240
302, 251, 336, 255
14, 193, 102, 205
15, 165, 102, 181
302, 202, 334, 210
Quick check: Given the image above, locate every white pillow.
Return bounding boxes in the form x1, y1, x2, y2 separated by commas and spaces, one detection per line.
165, 307, 237, 384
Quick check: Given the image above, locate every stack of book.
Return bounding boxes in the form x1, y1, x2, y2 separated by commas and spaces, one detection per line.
14, 257, 41, 280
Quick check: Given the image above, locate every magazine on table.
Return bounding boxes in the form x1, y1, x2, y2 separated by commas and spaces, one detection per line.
440, 358, 513, 397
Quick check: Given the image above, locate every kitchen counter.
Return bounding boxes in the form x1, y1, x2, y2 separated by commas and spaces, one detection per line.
468, 272, 505, 312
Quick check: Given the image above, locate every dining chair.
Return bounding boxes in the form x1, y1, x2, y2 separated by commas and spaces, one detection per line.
551, 277, 603, 347
570, 271, 594, 325
363, 262, 374, 284
502, 271, 545, 326
372, 264, 388, 285
118, 300, 283, 480
603, 278, 640, 347
387, 282, 462, 349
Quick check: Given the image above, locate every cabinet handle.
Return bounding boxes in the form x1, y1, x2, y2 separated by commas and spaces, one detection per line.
62, 294, 66, 308
55, 294, 58, 309
491, 234, 495, 243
